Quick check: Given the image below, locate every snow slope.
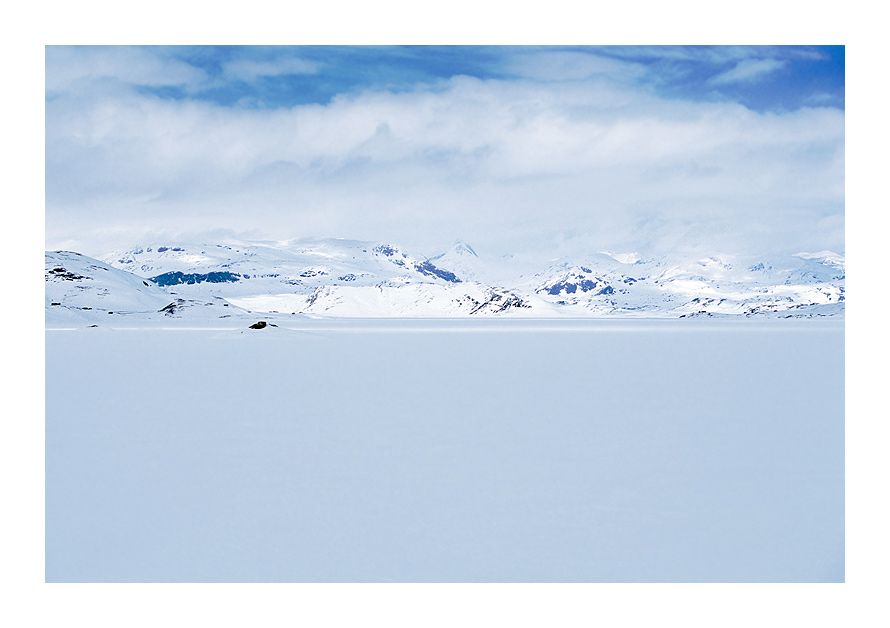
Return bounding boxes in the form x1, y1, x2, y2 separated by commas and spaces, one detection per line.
234, 282, 555, 317
45, 250, 257, 325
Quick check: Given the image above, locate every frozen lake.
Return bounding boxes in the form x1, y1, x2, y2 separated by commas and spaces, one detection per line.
45, 319, 844, 582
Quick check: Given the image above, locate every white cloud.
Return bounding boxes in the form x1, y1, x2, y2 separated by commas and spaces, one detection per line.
503, 50, 647, 82
45, 46, 206, 93
222, 57, 320, 82
45, 55, 844, 258
709, 58, 786, 85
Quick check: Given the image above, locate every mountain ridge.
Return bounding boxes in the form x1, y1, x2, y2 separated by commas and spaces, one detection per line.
46, 238, 845, 323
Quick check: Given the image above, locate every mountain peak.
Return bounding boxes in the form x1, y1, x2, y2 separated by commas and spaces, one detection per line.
451, 240, 478, 257
599, 250, 641, 264
794, 251, 845, 269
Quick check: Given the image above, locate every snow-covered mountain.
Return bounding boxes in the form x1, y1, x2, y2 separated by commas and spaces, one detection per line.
46, 239, 844, 324
427, 240, 486, 282
45, 250, 256, 325
517, 250, 845, 318
109, 238, 461, 296
101, 238, 551, 318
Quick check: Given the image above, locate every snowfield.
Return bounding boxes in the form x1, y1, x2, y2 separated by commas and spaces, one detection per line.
45, 318, 844, 582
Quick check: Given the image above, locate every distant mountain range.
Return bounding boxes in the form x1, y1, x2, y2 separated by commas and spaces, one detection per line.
46, 238, 844, 325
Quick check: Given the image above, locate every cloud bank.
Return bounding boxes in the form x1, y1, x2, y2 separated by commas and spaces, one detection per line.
45, 46, 844, 258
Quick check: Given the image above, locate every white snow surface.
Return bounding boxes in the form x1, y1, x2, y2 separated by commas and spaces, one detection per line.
45, 319, 844, 582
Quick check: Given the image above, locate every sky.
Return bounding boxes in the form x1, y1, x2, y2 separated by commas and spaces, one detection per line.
45, 45, 845, 259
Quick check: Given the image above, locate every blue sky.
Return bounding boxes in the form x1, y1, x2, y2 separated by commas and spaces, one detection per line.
107, 45, 845, 112
45, 45, 845, 258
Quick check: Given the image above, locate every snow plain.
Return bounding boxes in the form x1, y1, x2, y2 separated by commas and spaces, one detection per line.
45, 318, 844, 582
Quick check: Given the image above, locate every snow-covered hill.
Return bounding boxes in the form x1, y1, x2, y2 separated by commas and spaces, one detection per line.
45, 251, 256, 325
108, 239, 462, 296
46, 239, 844, 323
519, 251, 845, 317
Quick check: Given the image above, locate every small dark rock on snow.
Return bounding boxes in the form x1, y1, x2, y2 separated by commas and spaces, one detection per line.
249, 321, 277, 329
